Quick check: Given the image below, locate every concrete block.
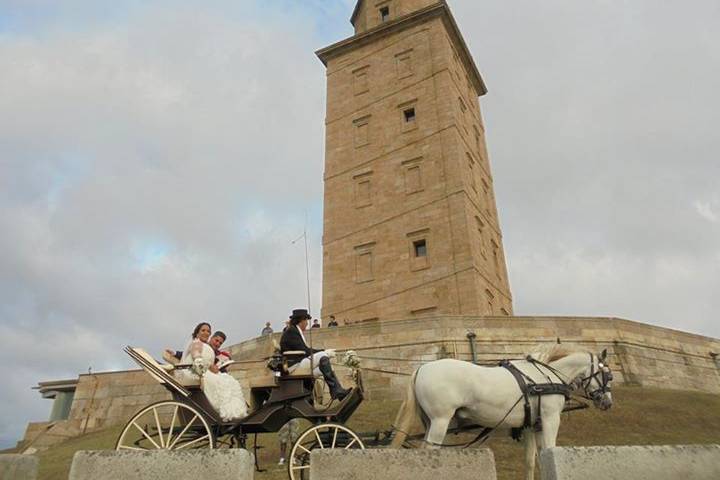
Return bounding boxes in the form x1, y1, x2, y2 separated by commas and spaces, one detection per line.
0, 454, 38, 480
539, 445, 720, 480
310, 448, 496, 480
68, 449, 254, 480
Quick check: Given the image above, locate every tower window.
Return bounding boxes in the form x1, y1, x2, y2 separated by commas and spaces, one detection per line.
354, 243, 376, 283
468, 155, 477, 192
353, 171, 373, 208
353, 66, 370, 95
406, 166, 421, 192
356, 180, 371, 207
407, 228, 430, 271
380, 6, 390, 22
353, 115, 371, 147
475, 216, 487, 259
396, 50, 414, 79
400, 102, 418, 132
485, 289, 495, 315
403, 157, 424, 194
404, 108, 416, 123
458, 97, 467, 113
482, 178, 491, 214
491, 239, 501, 278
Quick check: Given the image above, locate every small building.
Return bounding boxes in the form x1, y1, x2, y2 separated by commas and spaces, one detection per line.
34, 379, 78, 422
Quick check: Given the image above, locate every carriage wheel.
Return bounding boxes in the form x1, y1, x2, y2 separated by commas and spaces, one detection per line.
288, 423, 364, 480
115, 400, 215, 451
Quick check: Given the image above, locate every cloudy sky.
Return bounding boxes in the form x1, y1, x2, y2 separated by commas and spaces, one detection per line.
1, 0, 718, 448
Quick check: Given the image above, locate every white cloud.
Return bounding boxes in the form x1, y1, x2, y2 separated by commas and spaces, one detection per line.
0, 1, 331, 447
694, 199, 719, 223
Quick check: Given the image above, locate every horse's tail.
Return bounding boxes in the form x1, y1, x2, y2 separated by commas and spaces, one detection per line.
389, 367, 422, 448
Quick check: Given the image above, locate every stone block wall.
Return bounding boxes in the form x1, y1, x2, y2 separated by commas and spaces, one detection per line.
69, 370, 171, 432
230, 316, 720, 399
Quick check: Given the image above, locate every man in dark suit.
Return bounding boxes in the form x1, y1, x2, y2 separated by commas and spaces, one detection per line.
280, 308, 349, 400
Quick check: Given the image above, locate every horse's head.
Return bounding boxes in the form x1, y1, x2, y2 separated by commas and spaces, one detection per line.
575, 349, 613, 410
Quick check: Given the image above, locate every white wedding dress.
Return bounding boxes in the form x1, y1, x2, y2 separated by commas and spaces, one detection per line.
178, 340, 248, 421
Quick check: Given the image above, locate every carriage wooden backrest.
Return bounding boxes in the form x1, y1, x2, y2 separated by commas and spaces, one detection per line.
124, 346, 191, 398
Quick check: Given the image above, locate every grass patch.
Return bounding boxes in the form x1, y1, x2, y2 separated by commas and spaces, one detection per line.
33, 386, 720, 480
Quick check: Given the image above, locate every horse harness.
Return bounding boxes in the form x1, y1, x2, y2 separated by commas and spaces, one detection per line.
579, 353, 613, 401
500, 357, 572, 433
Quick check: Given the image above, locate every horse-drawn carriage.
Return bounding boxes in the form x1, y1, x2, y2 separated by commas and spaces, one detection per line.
117, 344, 613, 480
117, 347, 367, 479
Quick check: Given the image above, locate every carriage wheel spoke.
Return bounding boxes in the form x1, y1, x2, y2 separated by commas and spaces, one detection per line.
288, 424, 364, 480
314, 429, 324, 449
166, 405, 178, 449
168, 415, 198, 449
331, 427, 338, 449
118, 445, 146, 451
132, 421, 161, 450
175, 434, 210, 451
153, 408, 165, 448
118, 402, 212, 454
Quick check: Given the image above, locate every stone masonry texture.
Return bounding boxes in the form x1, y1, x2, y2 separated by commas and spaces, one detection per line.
539, 445, 720, 480
318, 0, 513, 323
310, 448, 497, 480
68, 450, 254, 480
0, 454, 38, 480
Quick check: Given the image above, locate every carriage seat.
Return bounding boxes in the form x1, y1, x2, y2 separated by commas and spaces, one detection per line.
125, 347, 197, 388
266, 348, 315, 378
131, 348, 175, 373
249, 373, 278, 389
139, 350, 199, 387
162, 350, 180, 366
282, 351, 315, 377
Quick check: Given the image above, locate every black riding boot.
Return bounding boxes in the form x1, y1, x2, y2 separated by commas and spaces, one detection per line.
319, 356, 350, 400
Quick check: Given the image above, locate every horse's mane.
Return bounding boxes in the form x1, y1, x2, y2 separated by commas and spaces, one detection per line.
528, 343, 588, 363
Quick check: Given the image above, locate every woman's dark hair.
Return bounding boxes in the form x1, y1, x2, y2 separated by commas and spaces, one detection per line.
192, 322, 212, 339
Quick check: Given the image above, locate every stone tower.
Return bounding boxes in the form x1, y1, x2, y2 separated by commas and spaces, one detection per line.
317, 0, 512, 323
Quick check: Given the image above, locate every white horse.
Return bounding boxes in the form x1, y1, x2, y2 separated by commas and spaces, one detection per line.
390, 344, 613, 480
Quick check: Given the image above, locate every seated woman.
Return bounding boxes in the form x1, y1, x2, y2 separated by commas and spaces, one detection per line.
177, 322, 248, 421
280, 309, 349, 400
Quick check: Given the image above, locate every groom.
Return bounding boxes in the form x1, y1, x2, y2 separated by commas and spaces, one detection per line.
280, 308, 350, 400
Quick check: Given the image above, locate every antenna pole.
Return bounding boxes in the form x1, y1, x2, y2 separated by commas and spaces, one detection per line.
304, 221, 311, 315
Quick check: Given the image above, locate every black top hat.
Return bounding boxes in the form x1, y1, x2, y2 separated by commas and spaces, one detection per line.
289, 309, 311, 321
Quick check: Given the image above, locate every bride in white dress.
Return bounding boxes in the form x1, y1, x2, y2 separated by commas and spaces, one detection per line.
178, 323, 248, 421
